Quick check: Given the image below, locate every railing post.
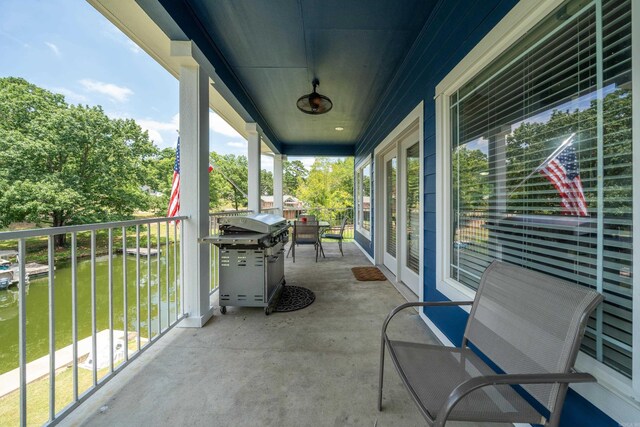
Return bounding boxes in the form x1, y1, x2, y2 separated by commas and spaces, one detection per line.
173, 40, 213, 327
18, 238, 27, 427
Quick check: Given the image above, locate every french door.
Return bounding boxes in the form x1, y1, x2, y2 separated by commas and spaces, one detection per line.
383, 151, 397, 275
399, 137, 420, 294
381, 128, 420, 295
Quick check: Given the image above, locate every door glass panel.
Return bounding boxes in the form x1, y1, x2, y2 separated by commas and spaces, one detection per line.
406, 143, 420, 273
362, 164, 371, 231
386, 157, 397, 257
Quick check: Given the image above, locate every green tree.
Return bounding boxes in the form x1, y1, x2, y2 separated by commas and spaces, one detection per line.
296, 157, 354, 210
261, 169, 273, 196
283, 159, 308, 195
144, 146, 178, 214
452, 147, 490, 212
505, 89, 632, 216
210, 153, 248, 210
0, 77, 159, 245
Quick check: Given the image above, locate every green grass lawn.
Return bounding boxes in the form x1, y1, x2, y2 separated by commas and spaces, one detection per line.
0, 366, 106, 426
0, 341, 141, 427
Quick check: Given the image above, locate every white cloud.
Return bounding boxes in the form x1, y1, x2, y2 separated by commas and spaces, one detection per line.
0, 29, 29, 47
79, 79, 133, 103
210, 111, 241, 137
136, 114, 179, 146
227, 141, 247, 148
127, 40, 141, 54
52, 87, 88, 104
102, 24, 141, 55
45, 41, 60, 56
301, 157, 315, 169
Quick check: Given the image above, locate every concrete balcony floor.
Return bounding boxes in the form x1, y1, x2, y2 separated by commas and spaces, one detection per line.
61, 243, 504, 427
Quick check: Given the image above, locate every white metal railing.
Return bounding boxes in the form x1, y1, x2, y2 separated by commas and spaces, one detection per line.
0, 216, 187, 426
261, 207, 281, 215
283, 207, 355, 241
208, 210, 253, 294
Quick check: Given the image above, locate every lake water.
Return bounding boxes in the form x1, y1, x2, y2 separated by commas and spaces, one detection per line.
0, 251, 181, 375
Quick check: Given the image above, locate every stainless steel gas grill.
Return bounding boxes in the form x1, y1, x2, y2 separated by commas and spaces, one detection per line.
203, 213, 289, 315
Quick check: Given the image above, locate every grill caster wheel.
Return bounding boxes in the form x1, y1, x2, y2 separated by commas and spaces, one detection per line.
220, 306, 227, 315
265, 306, 273, 316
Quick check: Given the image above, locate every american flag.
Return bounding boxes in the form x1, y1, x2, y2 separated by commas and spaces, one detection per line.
167, 137, 214, 218
539, 144, 588, 216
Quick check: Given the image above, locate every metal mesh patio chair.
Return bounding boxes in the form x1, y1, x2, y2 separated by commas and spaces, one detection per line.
379, 260, 603, 427
321, 216, 348, 256
291, 220, 321, 262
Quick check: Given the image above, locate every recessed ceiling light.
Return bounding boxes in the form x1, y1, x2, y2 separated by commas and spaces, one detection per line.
335, 127, 344, 131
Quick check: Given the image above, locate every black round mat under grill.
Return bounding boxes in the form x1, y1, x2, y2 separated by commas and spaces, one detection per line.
275, 285, 315, 312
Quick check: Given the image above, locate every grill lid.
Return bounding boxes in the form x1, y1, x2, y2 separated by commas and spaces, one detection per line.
218, 213, 287, 234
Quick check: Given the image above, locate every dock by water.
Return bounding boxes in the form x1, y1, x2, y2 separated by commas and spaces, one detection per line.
0, 330, 147, 398
125, 248, 158, 256
24, 262, 50, 278
1, 262, 51, 287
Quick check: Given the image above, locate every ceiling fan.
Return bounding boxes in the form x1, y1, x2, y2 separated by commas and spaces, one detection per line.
296, 78, 333, 115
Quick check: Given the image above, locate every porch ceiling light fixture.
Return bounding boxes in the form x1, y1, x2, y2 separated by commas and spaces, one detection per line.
297, 78, 332, 114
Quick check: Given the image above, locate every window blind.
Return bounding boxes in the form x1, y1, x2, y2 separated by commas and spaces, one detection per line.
356, 163, 372, 233
386, 158, 397, 257
406, 143, 420, 273
450, 0, 632, 377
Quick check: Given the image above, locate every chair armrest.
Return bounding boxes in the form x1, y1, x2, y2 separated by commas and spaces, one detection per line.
381, 301, 473, 340
321, 227, 339, 234
434, 371, 596, 427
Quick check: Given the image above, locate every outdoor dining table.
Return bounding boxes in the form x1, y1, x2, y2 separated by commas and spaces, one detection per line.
287, 219, 331, 228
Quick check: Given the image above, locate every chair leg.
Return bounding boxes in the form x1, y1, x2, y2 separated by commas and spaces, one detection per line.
339, 240, 343, 256
292, 242, 295, 263
378, 337, 385, 411
315, 243, 318, 262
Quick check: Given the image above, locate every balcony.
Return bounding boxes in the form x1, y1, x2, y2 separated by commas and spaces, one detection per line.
0, 0, 634, 424
51, 241, 440, 426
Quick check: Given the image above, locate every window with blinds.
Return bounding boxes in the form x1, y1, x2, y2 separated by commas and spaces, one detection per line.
406, 143, 420, 273
356, 161, 371, 235
386, 158, 397, 257
450, 0, 632, 377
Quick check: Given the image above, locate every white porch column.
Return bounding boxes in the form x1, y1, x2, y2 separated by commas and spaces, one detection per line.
273, 154, 284, 215
246, 123, 261, 213
173, 41, 213, 327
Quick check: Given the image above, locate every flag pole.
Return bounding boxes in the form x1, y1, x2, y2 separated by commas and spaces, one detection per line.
509, 133, 575, 196
210, 162, 248, 198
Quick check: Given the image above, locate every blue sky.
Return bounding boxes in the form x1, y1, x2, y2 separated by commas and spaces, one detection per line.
0, 0, 314, 171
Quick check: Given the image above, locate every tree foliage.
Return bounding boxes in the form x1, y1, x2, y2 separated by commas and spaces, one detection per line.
0, 78, 358, 235
452, 147, 490, 212
296, 157, 354, 210
506, 89, 632, 216
261, 169, 273, 196
0, 77, 159, 245
210, 152, 248, 210
283, 160, 308, 195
